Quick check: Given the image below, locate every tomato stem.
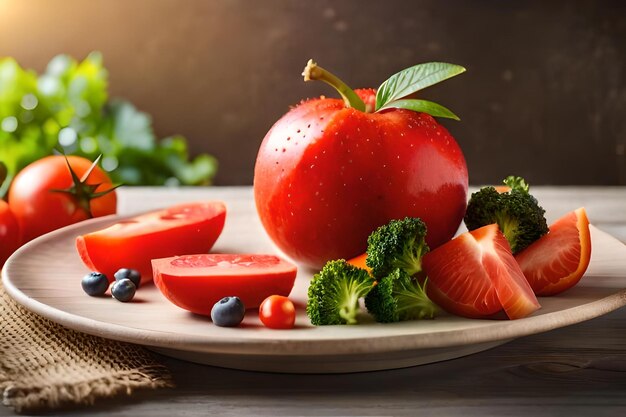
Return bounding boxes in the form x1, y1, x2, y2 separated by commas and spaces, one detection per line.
302, 59, 365, 112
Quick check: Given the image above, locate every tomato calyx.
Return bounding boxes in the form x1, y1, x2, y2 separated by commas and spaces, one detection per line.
50, 154, 120, 218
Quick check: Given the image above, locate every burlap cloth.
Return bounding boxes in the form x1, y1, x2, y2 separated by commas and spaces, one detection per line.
0, 281, 172, 413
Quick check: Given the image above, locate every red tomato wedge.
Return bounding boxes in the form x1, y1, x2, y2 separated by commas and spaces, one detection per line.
152, 254, 297, 315
423, 224, 540, 319
515, 207, 591, 296
76, 202, 226, 284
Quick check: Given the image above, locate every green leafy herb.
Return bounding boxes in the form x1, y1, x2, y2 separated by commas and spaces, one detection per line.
375, 62, 466, 116
0, 52, 217, 198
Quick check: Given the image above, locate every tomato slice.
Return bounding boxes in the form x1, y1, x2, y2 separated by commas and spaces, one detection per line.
423, 224, 540, 319
515, 207, 591, 296
152, 254, 297, 315
76, 202, 226, 284
422, 230, 501, 318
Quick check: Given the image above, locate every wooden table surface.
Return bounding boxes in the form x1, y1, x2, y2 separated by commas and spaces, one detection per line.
3, 186, 626, 417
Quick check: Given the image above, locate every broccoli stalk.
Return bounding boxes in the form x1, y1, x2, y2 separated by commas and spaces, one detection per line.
306, 260, 375, 325
365, 217, 429, 278
365, 269, 438, 323
464, 176, 548, 254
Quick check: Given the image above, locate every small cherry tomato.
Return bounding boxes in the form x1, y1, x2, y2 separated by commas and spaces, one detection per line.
259, 295, 296, 329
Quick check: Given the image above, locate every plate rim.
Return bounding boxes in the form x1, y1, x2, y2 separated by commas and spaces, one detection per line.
3, 215, 626, 357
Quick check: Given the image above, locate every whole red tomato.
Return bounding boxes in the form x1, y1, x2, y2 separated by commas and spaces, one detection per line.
254, 61, 468, 268
8, 155, 117, 243
0, 200, 20, 267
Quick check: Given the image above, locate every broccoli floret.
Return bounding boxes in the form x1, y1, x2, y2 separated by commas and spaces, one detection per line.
306, 259, 375, 325
464, 176, 548, 254
365, 268, 438, 323
366, 217, 429, 279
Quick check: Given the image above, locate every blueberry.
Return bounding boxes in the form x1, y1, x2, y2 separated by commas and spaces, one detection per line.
114, 268, 141, 289
111, 278, 136, 302
211, 296, 245, 327
81, 272, 109, 296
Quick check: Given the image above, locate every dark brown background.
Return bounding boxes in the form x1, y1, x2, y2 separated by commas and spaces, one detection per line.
1, 0, 625, 185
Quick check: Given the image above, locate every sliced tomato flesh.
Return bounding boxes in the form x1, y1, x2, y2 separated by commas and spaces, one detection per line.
424, 223, 540, 320
477, 225, 541, 319
152, 254, 297, 315
516, 207, 591, 296
76, 201, 226, 284
423, 232, 501, 318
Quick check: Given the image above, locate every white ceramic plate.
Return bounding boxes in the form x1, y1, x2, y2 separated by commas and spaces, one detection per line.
3, 213, 626, 373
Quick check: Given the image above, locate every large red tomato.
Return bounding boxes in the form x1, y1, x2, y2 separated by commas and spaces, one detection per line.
254, 89, 468, 268
0, 200, 20, 267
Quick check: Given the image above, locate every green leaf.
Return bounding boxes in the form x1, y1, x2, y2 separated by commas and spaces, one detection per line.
378, 99, 460, 121
375, 62, 466, 111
